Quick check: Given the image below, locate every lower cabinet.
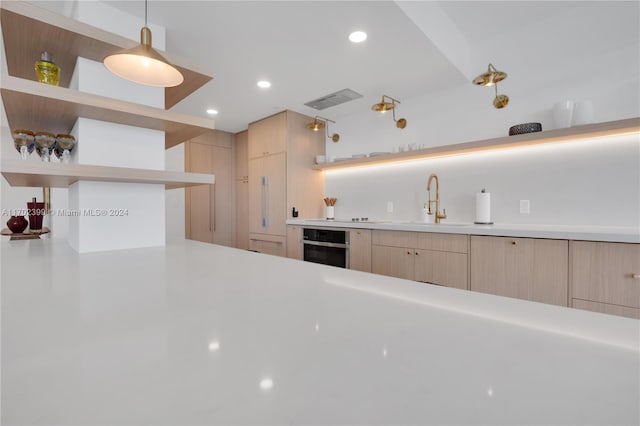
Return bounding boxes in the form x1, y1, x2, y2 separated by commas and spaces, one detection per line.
249, 233, 286, 257
372, 245, 415, 280
371, 230, 469, 289
570, 241, 640, 319
349, 229, 372, 272
470, 236, 568, 306
286, 225, 303, 260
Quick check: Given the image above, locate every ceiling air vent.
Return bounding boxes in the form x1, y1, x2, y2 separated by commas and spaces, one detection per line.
304, 88, 363, 110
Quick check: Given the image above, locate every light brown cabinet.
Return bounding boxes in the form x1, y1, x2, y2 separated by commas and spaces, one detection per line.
570, 241, 640, 318
248, 111, 325, 257
249, 152, 287, 237
371, 230, 469, 289
235, 130, 249, 250
185, 131, 234, 247
249, 234, 286, 257
470, 236, 568, 306
286, 225, 303, 260
349, 229, 372, 272
248, 112, 287, 159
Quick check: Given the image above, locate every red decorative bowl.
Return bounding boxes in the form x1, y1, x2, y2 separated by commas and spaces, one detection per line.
7, 216, 28, 233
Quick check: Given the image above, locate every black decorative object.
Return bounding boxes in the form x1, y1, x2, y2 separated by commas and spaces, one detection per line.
509, 122, 542, 136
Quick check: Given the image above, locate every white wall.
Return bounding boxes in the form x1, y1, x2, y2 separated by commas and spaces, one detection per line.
325, 3, 640, 228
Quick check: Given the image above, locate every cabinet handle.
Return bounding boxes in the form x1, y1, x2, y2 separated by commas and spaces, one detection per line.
261, 176, 269, 227
633, 274, 640, 279
407, 251, 412, 255
415, 251, 419, 256
511, 241, 517, 245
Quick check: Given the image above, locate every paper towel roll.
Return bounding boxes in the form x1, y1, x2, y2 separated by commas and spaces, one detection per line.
475, 191, 492, 224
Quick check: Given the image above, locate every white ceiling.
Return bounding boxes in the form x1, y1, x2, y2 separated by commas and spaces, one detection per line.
29, 1, 640, 133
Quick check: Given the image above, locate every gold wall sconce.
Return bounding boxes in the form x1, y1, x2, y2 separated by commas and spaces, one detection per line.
306, 116, 340, 142
371, 95, 407, 129
473, 63, 509, 109
103, 0, 184, 87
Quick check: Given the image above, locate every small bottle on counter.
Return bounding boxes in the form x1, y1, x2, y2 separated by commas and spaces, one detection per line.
34, 51, 60, 86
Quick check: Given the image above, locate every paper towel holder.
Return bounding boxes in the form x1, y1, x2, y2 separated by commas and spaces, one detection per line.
474, 188, 494, 225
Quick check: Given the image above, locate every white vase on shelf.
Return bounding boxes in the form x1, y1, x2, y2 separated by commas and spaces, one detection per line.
553, 100, 574, 128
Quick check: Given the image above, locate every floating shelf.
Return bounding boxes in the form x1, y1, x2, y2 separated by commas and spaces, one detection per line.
1, 76, 215, 149
1, 160, 215, 189
0, 1, 212, 109
314, 117, 640, 171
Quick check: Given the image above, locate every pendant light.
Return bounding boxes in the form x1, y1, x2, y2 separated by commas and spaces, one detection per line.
473, 63, 509, 109
306, 116, 340, 142
103, 0, 184, 87
371, 95, 407, 129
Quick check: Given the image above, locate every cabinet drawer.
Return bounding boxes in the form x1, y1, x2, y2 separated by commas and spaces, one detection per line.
571, 241, 640, 309
572, 299, 640, 319
417, 232, 468, 253
249, 234, 287, 257
372, 230, 418, 248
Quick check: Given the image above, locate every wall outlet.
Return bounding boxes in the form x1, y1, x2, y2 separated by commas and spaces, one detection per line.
520, 200, 530, 214
386, 201, 394, 213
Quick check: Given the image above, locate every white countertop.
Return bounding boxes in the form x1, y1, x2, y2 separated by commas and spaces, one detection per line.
2, 239, 639, 424
287, 219, 640, 243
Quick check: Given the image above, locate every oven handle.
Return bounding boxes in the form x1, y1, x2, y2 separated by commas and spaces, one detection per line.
303, 240, 349, 249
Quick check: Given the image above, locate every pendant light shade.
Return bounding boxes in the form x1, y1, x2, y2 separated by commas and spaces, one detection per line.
103, 2, 184, 87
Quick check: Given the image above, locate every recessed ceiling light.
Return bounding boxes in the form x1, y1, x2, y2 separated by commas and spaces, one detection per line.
259, 378, 274, 390
206, 109, 218, 115
349, 31, 367, 43
257, 80, 271, 88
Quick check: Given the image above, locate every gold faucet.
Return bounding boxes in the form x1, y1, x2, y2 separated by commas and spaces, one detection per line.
426, 173, 447, 223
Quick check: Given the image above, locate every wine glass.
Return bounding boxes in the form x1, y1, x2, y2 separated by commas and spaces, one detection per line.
11, 129, 35, 160
54, 134, 76, 164
34, 131, 56, 162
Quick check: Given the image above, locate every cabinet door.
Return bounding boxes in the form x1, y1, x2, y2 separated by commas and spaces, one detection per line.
414, 250, 468, 290
235, 130, 248, 180
349, 229, 372, 272
372, 245, 414, 280
211, 145, 232, 247
248, 112, 287, 159
248, 153, 286, 236
286, 225, 303, 260
471, 236, 568, 306
235, 177, 249, 250
471, 236, 533, 300
186, 141, 213, 243
571, 241, 640, 309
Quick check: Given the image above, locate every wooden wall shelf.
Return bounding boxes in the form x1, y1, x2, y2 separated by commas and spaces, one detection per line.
1, 76, 215, 149
0, 1, 212, 109
1, 160, 215, 189
314, 117, 640, 171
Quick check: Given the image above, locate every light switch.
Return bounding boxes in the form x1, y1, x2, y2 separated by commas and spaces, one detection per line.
386, 201, 394, 213
520, 200, 530, 214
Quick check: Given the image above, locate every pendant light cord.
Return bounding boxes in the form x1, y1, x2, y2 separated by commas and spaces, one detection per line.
144, 0, 148, 27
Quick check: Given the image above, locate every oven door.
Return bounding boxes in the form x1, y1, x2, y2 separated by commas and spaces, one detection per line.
303, 240, 349, 268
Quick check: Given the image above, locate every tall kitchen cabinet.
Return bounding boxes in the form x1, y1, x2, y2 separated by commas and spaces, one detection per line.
235, 130, 249, 250
248, 111, 325, 257
185, 130, 235, 247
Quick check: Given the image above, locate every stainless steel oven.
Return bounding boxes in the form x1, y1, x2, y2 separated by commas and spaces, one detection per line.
302, 228, 349, 268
